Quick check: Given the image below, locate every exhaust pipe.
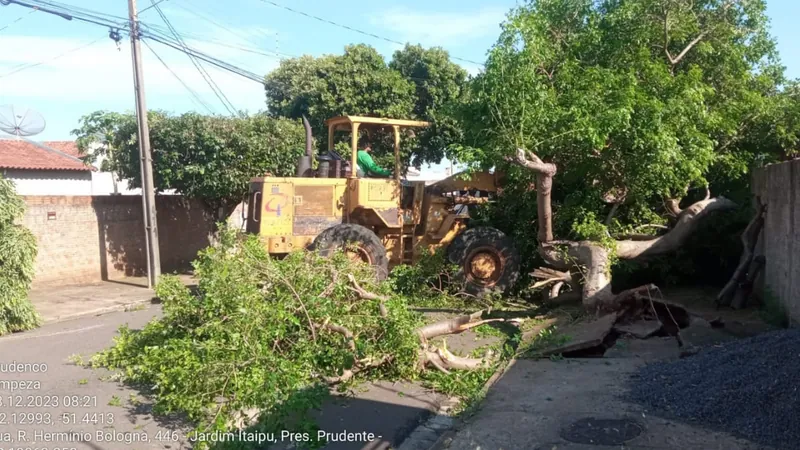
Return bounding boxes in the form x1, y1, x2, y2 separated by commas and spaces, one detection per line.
296, 115, 314, 177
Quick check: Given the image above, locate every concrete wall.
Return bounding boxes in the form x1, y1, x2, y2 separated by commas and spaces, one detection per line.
4, 169, 94, 196
2, 168, 146, 196
752, 160, 800, 325
90, 171, 141, 195
20, 195, 215, 287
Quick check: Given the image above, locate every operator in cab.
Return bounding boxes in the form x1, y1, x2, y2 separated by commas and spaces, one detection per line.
356, 140, 392, 178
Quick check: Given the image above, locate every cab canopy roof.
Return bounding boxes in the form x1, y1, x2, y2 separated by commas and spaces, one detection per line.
325, 115, 430, 131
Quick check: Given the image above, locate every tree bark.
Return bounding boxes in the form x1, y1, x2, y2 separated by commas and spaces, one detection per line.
615, 197, 737, 260
731, 255, 765, 309
507, 148, 556, 243
717, 203, 765, 306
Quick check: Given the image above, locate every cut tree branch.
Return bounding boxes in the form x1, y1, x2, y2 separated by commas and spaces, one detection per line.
324, 355, 393, 385
550, 281, 565, 298
616, 197, 738, 260
421, 344, 494, 372
348, 274, 388, 317
320, 322, 356, 352
417, 310, 505, 341
506, 148, 556, 243
717, 202, 766, 306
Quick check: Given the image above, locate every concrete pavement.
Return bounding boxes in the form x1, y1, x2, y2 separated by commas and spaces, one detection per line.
435, 322, 770, 450
29, 276, 192, 324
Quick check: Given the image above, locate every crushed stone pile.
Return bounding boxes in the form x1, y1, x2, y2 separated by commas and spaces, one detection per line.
627, 328, 800, 450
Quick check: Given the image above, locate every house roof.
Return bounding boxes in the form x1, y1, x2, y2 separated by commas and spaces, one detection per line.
0, 138, 93, 171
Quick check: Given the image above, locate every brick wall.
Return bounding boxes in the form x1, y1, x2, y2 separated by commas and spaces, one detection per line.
21, 195, 215, 286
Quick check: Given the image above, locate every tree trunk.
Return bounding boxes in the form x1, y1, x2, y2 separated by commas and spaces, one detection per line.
508, 148, 736, 313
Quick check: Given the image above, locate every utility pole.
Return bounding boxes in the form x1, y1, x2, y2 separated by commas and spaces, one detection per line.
127, 0, 161, 288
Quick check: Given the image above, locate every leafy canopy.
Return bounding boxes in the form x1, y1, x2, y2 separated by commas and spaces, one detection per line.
453, 0, 787, 238
0, 176, 40, 335
264, 43, 468, 168
72, 111, 307, 211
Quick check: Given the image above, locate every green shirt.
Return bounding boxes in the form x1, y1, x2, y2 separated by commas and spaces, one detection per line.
356, 150, 391, 177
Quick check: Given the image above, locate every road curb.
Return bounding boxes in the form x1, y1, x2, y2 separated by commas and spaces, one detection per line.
41, 297, 157, 325
398, 358, 517, 450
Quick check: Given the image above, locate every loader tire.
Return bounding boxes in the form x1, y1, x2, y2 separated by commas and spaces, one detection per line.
448, 227, 520, 297
312, 224, 389, 281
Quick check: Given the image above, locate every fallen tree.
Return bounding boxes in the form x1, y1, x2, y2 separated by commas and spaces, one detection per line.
446, 0, 782, 314
91, 228, 498, 446
513, 148, 737, 314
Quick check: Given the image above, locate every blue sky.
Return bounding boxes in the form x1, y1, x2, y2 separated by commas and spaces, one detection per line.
1, 0, 799, 147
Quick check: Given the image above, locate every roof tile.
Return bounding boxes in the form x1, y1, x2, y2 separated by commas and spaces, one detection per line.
0, 139, 92, 171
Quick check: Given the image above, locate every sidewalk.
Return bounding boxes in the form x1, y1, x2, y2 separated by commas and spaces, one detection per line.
435, 321, 765, 450
29, 275, 194, 323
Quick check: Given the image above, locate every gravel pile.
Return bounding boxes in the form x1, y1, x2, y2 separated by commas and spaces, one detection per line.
627, 328, 800, 450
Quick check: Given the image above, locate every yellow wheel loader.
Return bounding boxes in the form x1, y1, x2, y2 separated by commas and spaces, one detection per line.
245, 115, 520, 296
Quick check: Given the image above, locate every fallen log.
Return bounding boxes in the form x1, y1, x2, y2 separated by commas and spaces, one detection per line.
717, 203, 765, 306
417, 310, 504, 341
731, 255, 766, 309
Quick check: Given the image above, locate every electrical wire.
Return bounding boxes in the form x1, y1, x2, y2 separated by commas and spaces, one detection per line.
1, 0, 266, 86
0, 6, 37, 33
255, 0, 485, 67
141, 30, 265, 83
170, 1, 273, 50
2, 0, 468, 88
142, 38, 215, 114
150, 1, 237, 115
2, 0, 128, 29
0, 36, 102, 78
141, 21, 291, 60
138, 0, 168, 15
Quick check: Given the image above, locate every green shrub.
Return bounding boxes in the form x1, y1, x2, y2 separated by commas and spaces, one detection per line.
0, 176, 40, 335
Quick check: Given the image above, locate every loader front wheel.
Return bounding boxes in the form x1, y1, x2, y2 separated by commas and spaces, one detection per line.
312, 224, 389, 280
448, 227, 520, 297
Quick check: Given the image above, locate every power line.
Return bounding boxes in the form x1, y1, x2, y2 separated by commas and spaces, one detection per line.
0, 6, 36, 33
142, 38, 215, 114
0, 37, 102, 78
143, 32, 265, 83
1, 0, 128, 29
141, 20, 292, 60
2, 0, 464, 89
138, 0, 168, 15
150, 1, 237, 114
171, 1, 269, 49
255, 0, 485, 67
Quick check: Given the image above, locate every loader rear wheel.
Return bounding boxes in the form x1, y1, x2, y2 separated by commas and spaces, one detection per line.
312, 224, 389, 280
448, 227, 520, 297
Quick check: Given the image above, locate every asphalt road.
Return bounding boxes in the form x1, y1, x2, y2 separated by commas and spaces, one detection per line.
0, 306, 443, 450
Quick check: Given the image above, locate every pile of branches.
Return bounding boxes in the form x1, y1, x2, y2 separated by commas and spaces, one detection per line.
92, 228, 496, 444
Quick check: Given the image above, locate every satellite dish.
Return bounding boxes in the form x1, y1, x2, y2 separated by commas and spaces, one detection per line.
0, 105, 46, 137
